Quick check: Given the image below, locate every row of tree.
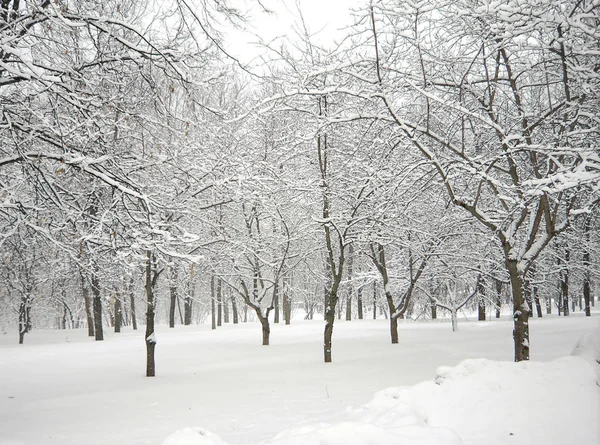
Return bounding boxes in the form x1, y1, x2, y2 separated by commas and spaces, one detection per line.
0, 0, 598, 375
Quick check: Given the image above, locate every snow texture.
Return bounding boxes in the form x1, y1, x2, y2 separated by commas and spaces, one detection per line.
164, 349, 600, 445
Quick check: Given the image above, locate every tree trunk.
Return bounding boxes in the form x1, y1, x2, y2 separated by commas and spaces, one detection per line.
451, 308, 458, 332
390, 316, 398, 343
91, 271, 104, 341
258, 313, 270, 346
583, 216, 591, 316
168, 266, 178, 328
82, 277, 95, 337
431, 303, 437, 319
283, 275, 291, 325
560, 246, 570, 316
114, 289, 122, 333
223, 290, 230, 323
145, 250, 157, 377
184, 266, 194, 325
231, 297, 239, 324
273, 283, 280, 324
324, 304, 335, 362
495, 279, 502, 319
506, 258, 529, 362
357, 285, 363, 320
211, 276, 216, 330
346, 243, 354, 321
18, 294, 31, 344
372, 281, 377, 320
533, 285, 543, 318
477, 274, 486, 321
216, 277, 222, 327
129, 276, 137, 331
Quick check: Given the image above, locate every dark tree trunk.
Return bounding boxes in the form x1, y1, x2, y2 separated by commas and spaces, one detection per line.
273, 283, 280, 324
583, 215, 591, 317
506, 257, 529, 362
561, 270, 569, 317
211, 276, 216, 330
231, 297, 239, 324
82, 276, 95, 337
357, 285, 363, 320
390, 316, 398, 343
18, 294, 31, 344
258, 313, 270, 345
129, 276, 137, 331
283, 275, 291, 325
184, 276, 193, 325
324, 304, 335, 362
560, 246, 570, 316
346, 243, 354, 321
91, 272, 104, 341
385, 291, 398, 343
431, 303, 437, 319
495, 279, 502, 319
533, 285, 543, 318
169, 266, 178, 328
114, 289, 122, 333
145, 250, 157, 377
372, 281, 377, 320
477, 274, 486, 321
216, 277, 222, 327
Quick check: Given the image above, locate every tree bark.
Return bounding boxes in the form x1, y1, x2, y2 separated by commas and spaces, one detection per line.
258, 313, 270, 345
390, 316, 398, 343
583, 216, 591, 316
372, 281, 377, 320
357, 285, 363, 320
184, 266, 194, 325
216, 277, 222, 327
168, 266, 178, 328
82, 275, 95, 337
273, 282, 280, 324
145, 250, 157, 377
451, 308, 458, 332
283, 275, 291, 325
495, 279, 502, 319
91, 271, 104, 341
211, 276, 216, 330
129, 276, 137, 330
18, 293, 31, 344
324, 305, 335, 362
114, 288, 122, 333
231, 296, 239, 324
477, 274, 486, 321
431, 303, 437, 319
506, 257, 529, 362
223, 289, 230, 323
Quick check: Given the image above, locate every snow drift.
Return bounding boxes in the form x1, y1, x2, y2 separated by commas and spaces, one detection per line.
163, 338, 600, 445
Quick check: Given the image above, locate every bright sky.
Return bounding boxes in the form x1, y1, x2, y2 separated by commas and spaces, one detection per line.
224, 0, 366, 64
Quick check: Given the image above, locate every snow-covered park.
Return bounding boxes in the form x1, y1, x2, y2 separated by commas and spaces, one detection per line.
1, 313, 598, 445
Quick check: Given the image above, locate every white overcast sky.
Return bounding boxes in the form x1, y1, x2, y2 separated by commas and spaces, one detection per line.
223, 0, 366, 63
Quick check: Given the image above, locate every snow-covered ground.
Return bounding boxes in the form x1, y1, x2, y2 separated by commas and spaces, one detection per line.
0, 313, 598, 445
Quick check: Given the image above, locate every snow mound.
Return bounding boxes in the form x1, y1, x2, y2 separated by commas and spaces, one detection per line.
162, 427, 228, 445
571, 325, 600, 382
350, 356, 599, 445
164, 356, 600, 445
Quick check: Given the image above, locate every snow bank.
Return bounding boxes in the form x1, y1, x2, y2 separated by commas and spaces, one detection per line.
571, 325, 600, 383
162, 427, 229, 445
163, 340, 600, 445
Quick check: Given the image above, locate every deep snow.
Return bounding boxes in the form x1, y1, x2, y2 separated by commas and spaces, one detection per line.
0, 314, 599, 445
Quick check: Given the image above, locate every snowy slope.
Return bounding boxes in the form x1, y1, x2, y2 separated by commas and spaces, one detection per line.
0, 314, 598, 445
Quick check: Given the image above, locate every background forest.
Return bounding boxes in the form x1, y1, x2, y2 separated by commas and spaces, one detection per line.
0, 0, 599, 372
